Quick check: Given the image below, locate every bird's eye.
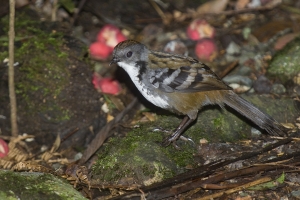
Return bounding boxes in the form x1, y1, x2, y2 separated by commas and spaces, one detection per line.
126, 51, 133, 58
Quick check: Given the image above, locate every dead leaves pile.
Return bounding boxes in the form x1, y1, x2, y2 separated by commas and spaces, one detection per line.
0, 134, 91, 190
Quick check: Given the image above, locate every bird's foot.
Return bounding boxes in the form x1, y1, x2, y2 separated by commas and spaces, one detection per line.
179, 135, 195, 146
162, 134, 195, 150
161, 134, 175, 147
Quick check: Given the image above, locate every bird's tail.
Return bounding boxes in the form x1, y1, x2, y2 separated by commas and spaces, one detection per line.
223, 91, 286, 136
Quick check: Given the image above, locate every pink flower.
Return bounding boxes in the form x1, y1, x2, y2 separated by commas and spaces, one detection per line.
97, 24, 127, 49
0, 138, 9, 158
92, 73, 121, 95
195, 38, 218, 61
187, 19, 215, 41
90, 24, 127, 60
89, 42, 112, 60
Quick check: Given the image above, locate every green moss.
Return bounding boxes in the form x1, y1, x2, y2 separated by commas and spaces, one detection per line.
0, 10, 73, 122
213, 116, 223, 128
92, 95, 297, 185
268, 36, 300, 82
15, 28, 69, 117
93, 123, 196, 185
0, 170, 86, 200
0, 11, 37, 34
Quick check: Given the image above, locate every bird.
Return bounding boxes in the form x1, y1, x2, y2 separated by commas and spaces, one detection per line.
110, 40, 286, 147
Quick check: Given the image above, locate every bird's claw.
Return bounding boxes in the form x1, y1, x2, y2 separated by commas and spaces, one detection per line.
161, 136, 173, 147
162, 134, 195, 149
179, 135, 195, 146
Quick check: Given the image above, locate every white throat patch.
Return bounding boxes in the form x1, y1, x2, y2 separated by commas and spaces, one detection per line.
118, 61, 169, 109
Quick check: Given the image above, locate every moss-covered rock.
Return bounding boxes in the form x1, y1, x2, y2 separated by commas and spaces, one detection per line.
268, 37, 300, 83
92, 125, 196, 186
0, 170, 87, 200
0, 9, 103, 148
93, 95, 297, 186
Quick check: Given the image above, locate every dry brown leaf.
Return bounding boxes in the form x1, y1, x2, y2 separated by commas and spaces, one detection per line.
253, 20, 292, 42
107, 114, 114, 122
50, 134, 61, 153
7, 148, 30, 162
142, 112, 157, 122
41, 151, 63, 162
235, 195, 252, 200
197, 0, 229, 14
173, 10, 187, 22
235, 0, 250, 10
0, 159, 14, 169
274, 33, 300, 50
8, 134, 34, 149
109, 95, 125, 111
12, 161, 54, 174
281, 123, 296, 129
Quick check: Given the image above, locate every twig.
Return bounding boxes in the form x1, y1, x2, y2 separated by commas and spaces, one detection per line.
51, 0, 58, 21
79, 98, 139, 164
193, 0, 281, 17
148, 0, 167, 24
61, 127, 79, 143
254, 162, 300, 169
111, 137, 293, 199
196, 177, 272, 200
271, 136, 300, 141
9, 0, 18, 137
218, 61, 238, 78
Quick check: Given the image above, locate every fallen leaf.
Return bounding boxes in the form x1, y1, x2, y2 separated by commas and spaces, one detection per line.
197, 0, 229, 14
274, 33, 300, 50
142, 112, 157, 122
235, 0, 250, 10
107, 114, 114, 122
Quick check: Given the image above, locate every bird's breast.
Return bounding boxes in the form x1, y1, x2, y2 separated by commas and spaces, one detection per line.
118, 61, 170, 109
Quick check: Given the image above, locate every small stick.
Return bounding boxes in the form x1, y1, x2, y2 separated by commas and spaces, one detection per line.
196, 177, 272, 200
148, 0, 167, 24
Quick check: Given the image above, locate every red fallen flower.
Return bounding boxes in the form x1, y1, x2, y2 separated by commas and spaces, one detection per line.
187, 19, 215, 41
195, 38, 218, 61
97, 24, 127, 49
89, 42, 112, 60
0, 138, 9, 158
92, 73, 121, 95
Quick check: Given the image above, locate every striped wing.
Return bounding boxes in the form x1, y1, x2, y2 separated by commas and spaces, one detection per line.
149, 64, 231, 93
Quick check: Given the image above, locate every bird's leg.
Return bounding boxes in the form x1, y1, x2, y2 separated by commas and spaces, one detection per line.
162, 115, 196, 148
175, 115, 190, 131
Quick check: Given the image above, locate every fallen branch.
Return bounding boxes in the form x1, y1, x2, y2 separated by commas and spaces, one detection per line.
79, 98, 138, 164
196, 177, 272, 200
111, 137, 293, 199
9, 0, 18, 137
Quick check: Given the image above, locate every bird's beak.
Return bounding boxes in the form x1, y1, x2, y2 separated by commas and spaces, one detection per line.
110, 56, 120, 66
